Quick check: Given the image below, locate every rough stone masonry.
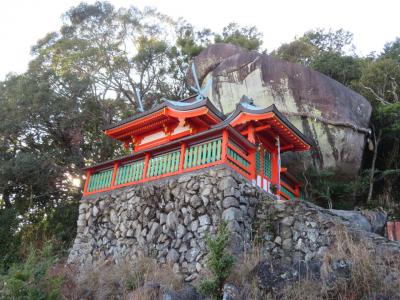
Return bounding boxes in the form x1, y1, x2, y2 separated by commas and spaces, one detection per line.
68, 166, 398, 283
68, 166, 266, 281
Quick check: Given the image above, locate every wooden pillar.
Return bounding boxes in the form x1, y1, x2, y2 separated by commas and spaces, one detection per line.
143, 153, 151, 179
221, 129, 228, 162
111, 162, 119, 187
83, 170, 92, 194
179, 143, 187, 172
260, 146, 264, 180
249, 148, 257, 181
271, 150, 280, 195
248, 123, 257, 181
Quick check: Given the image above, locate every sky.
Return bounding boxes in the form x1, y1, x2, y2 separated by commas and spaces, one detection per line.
0, 0, 399, 80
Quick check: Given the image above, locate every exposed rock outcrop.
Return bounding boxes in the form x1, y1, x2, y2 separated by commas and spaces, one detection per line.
187, 44, 372, 179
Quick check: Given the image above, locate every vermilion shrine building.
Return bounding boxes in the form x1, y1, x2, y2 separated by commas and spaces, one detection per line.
83, 95, 312, 200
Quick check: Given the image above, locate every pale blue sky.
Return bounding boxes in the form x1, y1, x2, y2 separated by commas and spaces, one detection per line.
1, 0, 399, 80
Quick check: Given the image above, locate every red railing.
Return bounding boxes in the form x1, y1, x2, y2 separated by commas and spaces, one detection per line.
83, 127, 301, 198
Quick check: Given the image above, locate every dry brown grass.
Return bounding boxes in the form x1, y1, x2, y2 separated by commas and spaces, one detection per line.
279, 279, 322, 300
278, 225, 400, 300
227, 244, 263, 299
228, 244, 262, 287
72, 256, 183, 300
321, 225, 400, 299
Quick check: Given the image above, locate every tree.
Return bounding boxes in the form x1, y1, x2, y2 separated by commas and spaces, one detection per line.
273, 29, 362, 87
310, 52, 363, 86
303, 28, 354, 54
359, 58, 400, 206
382, 37, 400, 63
274, 38, 317, 66
215, 22, 263, 51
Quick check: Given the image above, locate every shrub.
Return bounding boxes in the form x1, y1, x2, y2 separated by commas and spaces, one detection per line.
0, 241, 63, 300
199, 221, 234, 300
0, 208, 21, 272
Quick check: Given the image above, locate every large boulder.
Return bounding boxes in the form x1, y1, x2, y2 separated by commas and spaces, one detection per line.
187, 43, 372, 179
328, 209, 387, 235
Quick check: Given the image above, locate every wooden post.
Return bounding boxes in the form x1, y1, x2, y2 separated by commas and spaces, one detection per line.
271, 150, 280, 195
221, 129, 228, 162
247, 123, 257, 181
260, 146, 264, 186
111, 162, 119, 187
249, 148, 257, 181
143, 153, 151, 179
83, 170, 92, 194
179, 143, 186, 172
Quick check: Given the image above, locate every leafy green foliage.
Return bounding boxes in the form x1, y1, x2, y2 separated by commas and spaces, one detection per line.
199, 222, 234, 300
303, 28, 354, 54
310, 52, 363, 86
0, 209, 21, 272
382, 37, 400, 62
274, 38, 317, 65
302, 168, 368, 209
215, 22, 263, 51
0, 242, 63, 300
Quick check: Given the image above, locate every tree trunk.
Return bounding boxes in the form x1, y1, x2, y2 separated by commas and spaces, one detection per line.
367, 129, 382, 204
379, 138, 400, 208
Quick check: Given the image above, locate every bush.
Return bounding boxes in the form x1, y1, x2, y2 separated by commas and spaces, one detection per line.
199, 221, 234, 300
0, 242, 63, 300
0, 208, 21, 272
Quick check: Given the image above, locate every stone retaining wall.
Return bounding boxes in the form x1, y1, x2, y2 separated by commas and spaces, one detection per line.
69, 165, 397, 283
68, 166, 268, 281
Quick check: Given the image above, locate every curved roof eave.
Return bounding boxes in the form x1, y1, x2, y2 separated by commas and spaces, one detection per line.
225, 103, 314, 147
103, 96, 225, 131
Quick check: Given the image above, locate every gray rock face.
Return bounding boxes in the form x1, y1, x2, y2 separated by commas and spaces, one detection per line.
251, 199, 400, 298
188, 43, 372, 179
329, 209, 387, 234
166, 249, 179, 263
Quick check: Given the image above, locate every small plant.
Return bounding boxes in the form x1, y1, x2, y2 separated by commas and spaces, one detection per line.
199, 221, 235, 300
0, 241, 63, 300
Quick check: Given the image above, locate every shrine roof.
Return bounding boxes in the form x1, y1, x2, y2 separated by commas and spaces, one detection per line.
225, 102, 314, 148
103, 95, 224, 131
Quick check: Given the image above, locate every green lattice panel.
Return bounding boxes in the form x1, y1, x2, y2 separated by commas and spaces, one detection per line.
256, 150, 261, 173
147, 150, 180, 178
281, 185, 296, 199
227, 147, 249, 168
87, 168, 113, 192
263, 151, 272, 178
184, 139, 222, 169
115, 160, 144, 185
